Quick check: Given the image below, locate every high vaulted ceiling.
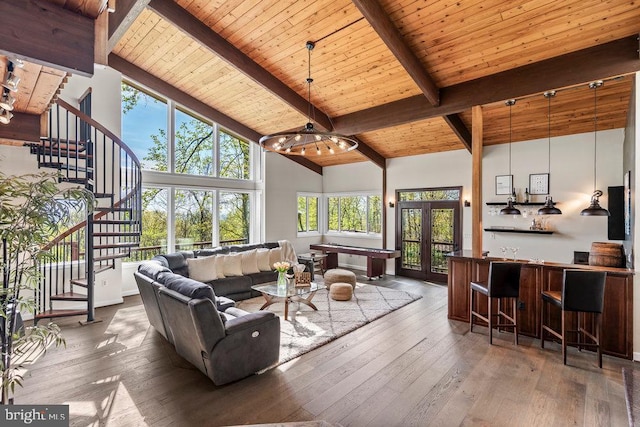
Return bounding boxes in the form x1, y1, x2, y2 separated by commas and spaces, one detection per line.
1, 0, 639, 173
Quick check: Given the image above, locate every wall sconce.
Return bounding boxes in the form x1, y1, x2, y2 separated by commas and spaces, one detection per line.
464, 200, 471, 207
388, 200, 395, 208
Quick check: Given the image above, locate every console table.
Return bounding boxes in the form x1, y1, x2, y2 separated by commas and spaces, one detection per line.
309, 243, 400, 279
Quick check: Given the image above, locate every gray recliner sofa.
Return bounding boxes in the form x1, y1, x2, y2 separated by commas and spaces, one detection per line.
134, 261, 280, 385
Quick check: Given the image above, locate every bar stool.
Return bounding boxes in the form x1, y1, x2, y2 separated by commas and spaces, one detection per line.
469, 262, 522, 345
540, 269, 606, 367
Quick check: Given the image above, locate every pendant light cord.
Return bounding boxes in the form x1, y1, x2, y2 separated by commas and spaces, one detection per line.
593, 83, 597, 191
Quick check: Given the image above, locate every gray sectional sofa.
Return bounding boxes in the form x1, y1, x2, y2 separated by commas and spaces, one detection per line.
134, 260, 280, 385
151, 242, 282, 301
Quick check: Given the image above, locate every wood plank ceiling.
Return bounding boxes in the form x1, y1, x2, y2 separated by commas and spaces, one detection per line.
4, 0, 639, 170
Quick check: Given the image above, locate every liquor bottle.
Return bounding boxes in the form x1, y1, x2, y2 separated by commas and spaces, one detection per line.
524, 187, 530, 203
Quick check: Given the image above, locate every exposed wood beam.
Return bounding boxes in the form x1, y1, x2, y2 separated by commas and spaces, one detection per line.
0, 0, 94, 76
0, 113, 41, 142
471, 106, 482, 258
353, 137, 386, 169
351, 0, 439, 106
333, 36, 640, 136
443, 114, 472, 152
108, 54, 322, 175
108, 0, 151, 52
147, 0, 333, 132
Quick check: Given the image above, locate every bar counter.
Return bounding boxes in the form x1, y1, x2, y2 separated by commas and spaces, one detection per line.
447, 251, 634, 359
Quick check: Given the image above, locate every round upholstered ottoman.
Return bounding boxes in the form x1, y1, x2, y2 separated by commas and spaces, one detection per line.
324, 268, 356, 291
329, 282, 353, 301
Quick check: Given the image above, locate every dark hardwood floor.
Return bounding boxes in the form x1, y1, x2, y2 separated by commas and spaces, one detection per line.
14, 271, 633, 426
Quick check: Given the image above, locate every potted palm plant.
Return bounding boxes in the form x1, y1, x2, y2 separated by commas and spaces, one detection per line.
0, 171, 93, 404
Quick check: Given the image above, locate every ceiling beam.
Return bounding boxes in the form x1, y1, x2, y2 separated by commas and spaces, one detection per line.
351, 0, 471, 151
333, 36, 640, 136
147, 0, 333, 132
108, 0, 151, 52
352, 137, 385, 169
108, 54, 322, 175
443, 114, 472, 152
0, 0, 94, 76
351, 0, 439, 106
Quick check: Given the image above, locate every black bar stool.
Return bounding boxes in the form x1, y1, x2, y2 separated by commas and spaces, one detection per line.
470, 262, 522, 345
540, 269, 607, 368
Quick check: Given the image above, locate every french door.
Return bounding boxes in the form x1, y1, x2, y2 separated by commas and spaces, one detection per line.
395, 189, 461, 282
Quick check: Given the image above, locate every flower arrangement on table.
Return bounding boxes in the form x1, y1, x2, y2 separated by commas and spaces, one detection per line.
273, 261, 291, 273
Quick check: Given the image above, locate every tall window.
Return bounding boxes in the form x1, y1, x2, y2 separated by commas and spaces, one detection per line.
219, 192, 250, 245
327, 194, 382, 235
298, 195, 319, 233
122, 80, 261, 260
175, 189, 213, 250
175, 109, 214, 176
219, 130, 250, 180
134, 187, 168, 261
121, 83, 167, 171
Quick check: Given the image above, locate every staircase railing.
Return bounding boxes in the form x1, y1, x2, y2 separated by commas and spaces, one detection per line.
33, 98, 142, 323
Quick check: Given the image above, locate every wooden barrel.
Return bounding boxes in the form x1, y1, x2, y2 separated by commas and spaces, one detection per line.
589, 242, 625, 267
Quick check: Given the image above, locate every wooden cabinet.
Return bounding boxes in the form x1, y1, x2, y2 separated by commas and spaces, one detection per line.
447, 254, 634, 359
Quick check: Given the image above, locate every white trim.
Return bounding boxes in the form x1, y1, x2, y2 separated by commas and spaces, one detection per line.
633, 352, 640, 362
121, 289, 140, 297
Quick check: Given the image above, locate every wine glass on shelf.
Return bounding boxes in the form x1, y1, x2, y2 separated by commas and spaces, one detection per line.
500, 247, 507, 261
510, 247, 519, 261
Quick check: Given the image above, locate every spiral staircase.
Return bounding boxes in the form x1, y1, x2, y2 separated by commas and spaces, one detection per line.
25, 98, 142, 324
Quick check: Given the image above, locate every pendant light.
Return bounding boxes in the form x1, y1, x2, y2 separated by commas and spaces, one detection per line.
538, 91, 562, 215
500, 99, 521, 215
580, 80, 610, 216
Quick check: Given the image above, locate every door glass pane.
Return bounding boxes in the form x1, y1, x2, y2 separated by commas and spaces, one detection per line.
401, 208, 422, 270
431, 208, 454, 274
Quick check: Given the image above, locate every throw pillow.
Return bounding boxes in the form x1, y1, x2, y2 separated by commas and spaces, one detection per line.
186, 255, 218, 282
158, 272, 215, 301
256, 248, 271, 271
268, 247, 282, 269
241, 249, 260, 275
215, 255, 226, 279
223, 252, 243, 277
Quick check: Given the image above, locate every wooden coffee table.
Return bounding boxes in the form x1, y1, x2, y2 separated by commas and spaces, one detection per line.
251, 281, 326, 320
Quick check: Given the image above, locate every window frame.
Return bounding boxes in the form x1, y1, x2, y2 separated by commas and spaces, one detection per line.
324, 191, 383, 238
296, 193, 322, 236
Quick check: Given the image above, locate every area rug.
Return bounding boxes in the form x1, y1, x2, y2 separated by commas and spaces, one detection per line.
237, 283, 422, 365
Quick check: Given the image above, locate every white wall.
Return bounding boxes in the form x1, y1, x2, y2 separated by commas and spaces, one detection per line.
322, 162, 383, 269
264, 152, 323, 256
482, 129, 623, 263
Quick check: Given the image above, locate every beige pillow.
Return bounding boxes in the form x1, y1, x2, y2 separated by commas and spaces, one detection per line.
186, 255, 217, 282
241, 249, 260, 275
269, 247, 282, 268
256, 248, 271, 271
215, 255, 226, 279
223, 252, 243, 277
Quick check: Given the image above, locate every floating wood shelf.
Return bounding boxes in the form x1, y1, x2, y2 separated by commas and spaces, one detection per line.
484, 228, 554, 235
485, 201, 555, 206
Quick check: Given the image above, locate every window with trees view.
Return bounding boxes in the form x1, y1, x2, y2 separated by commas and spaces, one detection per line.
122, 81, 258, 260
297, 195, 319, 233
327, 194, 382, 234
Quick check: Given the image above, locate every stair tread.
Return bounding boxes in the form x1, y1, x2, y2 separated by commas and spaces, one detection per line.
94, 232, 140, 237
93, 193, 114, 199
95, 253, 131, 262
94, 265, 114, 274
93, 219, 138, 225
94, 242, 140, 249
35, 309, 88, 320
95, 207, 132, 212
50, 292, 87, 301
70, 278, 88, 287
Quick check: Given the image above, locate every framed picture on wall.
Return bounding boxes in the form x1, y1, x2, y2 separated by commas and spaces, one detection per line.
495, 175, 512, 195
529, 173, 549, 195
